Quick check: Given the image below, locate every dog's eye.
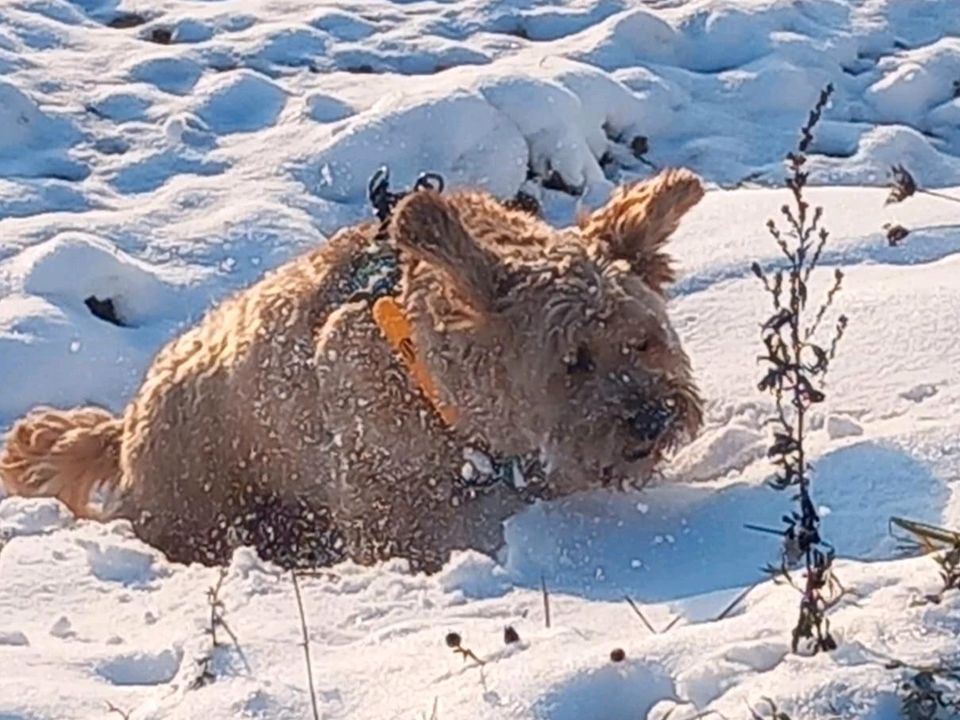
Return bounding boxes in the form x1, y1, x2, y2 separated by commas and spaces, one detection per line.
622, 339, 651, 355
565, 345, 595, 375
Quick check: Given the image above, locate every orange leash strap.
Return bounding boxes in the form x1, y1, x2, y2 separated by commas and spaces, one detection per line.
372, 297, 460, 427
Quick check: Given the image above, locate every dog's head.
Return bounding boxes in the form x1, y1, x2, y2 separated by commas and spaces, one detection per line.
390, 169, 704, 494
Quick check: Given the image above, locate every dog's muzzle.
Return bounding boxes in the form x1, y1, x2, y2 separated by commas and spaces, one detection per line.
624, 397, 678, 460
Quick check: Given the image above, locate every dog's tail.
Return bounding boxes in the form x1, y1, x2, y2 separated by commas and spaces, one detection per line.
0, 406, 123, 519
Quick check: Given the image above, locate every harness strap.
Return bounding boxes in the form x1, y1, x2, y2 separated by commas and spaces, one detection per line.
353, 166, 540, 493
353, 166, 460, 426
372, 296, 460, 426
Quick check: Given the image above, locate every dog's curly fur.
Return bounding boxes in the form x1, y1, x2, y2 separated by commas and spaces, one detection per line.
0, 168, 705, 572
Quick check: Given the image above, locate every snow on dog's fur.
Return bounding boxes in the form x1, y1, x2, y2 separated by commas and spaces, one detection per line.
0, 169, 704, 572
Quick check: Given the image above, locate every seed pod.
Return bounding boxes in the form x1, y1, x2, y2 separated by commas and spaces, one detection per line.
445, 632, 461, 649
503, 626, 520, 645
610, 648, 626, 663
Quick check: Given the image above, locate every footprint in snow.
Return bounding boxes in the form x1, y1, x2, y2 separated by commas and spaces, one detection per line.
900, 382, 940, 403
0, 630, 30, 646
50, 616, 76, 640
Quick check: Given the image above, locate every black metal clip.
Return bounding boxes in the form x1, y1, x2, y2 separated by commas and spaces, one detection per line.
413, 171, 444, 193
367, 166, 446, 224
368, 165, 397, 223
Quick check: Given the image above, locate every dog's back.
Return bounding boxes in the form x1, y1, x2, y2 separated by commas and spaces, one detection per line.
0, 223, 377, 566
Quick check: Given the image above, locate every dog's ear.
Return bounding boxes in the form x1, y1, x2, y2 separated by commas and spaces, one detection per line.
390, 190, 502, 310
579, 168, 704, 295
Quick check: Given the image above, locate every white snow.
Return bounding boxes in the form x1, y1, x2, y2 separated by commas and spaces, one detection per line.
2, 0, 960, 718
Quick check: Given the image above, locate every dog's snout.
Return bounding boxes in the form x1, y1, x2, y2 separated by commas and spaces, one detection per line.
627, 397, 677, 442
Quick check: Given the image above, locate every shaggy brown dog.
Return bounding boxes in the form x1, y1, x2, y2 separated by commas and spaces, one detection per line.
0, 168, 704, 572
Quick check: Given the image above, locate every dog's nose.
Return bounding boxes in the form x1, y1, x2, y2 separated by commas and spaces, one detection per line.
627, 397, 676, 442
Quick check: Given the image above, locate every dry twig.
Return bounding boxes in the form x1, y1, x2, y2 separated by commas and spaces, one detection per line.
540, 572, 551, 629
291, 570, 321, 720
105, 702, 131, 720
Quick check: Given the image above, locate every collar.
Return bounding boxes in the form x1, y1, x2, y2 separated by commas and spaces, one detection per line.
372, 296, 460, 427
372, 294, 548, 495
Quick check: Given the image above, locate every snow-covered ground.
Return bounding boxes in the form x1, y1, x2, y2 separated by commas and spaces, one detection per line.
2, 0, 960, 718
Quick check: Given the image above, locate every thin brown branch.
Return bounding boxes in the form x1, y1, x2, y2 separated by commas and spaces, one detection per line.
105, 702, 131, 720
715, 579, 763, 622
624, 594, 658, 634
453, 645, 486, 666
920, 188, 960, 204
291, 570, 321, 720
204, 566, 252, 674
805, 268, 844, 340
207, 567, 227, 647
540, 572, 551, 629
662, 614, 683, 633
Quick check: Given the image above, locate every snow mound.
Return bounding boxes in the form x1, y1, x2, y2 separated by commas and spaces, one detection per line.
536, 660, 674, 720
243, 26, 330, 73
304, 92, 354, 124
866, 38, 960, 126
0, 176, 90, 218
437, 550, 512, 600
5, 0, 960, 214
11, 232, 185, 326
0, 497, 74, 537
0, 233, 205, 419
87, 90, 153, 123
669, 424, 766, 483
0, 81, 87, 182
75, 535, 168, 586
301, 90, 528, 205
95, 648, 183, 686
130, 55, 204, 96
194, 70, 287, 134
